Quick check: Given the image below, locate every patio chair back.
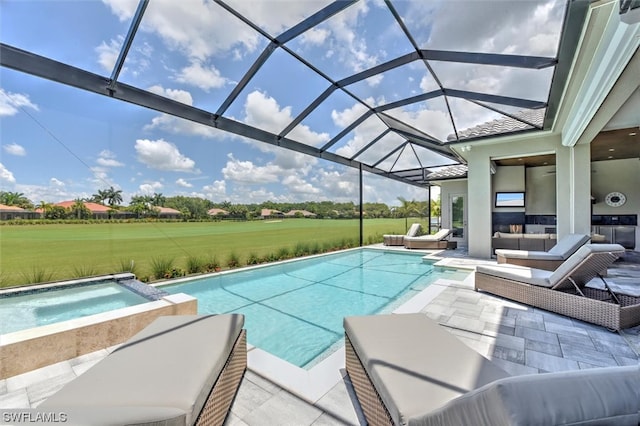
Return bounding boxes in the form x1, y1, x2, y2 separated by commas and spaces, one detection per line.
406, 223, 422, 237
549, 244, 625, 291
547, 233, 590, 258
432, 228, 452, 240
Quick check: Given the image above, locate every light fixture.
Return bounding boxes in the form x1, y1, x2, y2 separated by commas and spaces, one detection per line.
609, 148, 615, 151
630, 132, 637, 136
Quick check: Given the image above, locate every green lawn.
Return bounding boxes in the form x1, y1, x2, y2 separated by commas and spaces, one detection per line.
0, 218, 428, 287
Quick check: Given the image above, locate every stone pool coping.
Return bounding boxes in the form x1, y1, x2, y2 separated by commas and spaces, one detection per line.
0, 283, 196, 379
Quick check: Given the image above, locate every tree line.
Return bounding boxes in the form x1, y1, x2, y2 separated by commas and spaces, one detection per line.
0, 189, 440, 220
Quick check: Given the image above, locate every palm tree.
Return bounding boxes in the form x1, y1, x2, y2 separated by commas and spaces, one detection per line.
396, 197, 422, 232
0, 191, 31, 208
151, 192, 165, 207
36, 200, 52, 218
70, 198, 90, 219
90, 189, 109, 205
106, 186, 123, 207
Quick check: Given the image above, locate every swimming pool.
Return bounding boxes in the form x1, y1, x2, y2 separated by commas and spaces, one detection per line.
161, 248, 468, 368
0, 278, 150, 335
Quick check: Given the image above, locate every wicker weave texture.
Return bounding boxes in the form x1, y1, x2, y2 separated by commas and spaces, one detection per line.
345, 334, 393, 426
497, 255, 563, 271
475, 273, 640, 331
195, 329, 247, 426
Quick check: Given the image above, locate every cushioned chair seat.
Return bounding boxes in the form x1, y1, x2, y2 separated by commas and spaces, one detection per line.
494, 249, 564, 261
345, 314, 640, 426
344, 314, 509, 425
423, 366, 640, 426
384, 223, 422, 246
41, 314, 246, 425
496, 234, 590, 270
476, 263, 554, 287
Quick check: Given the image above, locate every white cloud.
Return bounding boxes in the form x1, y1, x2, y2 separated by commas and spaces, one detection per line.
103, 0, 261, 61
147, 85, 194, 105
144, 85, 223, 138
331, 101, 369, 128
175, 178, 193, 188
50, 178, 65, 187
242, 90, 327, 169
138, 181, 164, 195
14, 179, 86, 204
202, 179, 226, 199
135, 139, 200, 173
0, 163, 16, 184
96, 36, 123, 72
301, 28, 330, 46
96, 150, 124, 167
175, 61, 227, 91
282, 175, 321, 196
3, 143, 26, 156
222, 153, 280, 184
0, 89, 38, 117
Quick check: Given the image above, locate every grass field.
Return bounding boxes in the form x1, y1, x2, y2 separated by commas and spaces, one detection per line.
0, 218, 429, 287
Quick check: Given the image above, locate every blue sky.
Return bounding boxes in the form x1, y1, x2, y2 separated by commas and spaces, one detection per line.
0, 0, 565, 206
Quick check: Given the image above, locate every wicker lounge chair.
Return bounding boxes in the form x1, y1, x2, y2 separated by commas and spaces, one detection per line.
383, 223, 422, 246
495, 233, 590, 270
40, 314, 247, 426
476, 244, 640, 330
345, 313, 640, 426
403, 228, 455, 249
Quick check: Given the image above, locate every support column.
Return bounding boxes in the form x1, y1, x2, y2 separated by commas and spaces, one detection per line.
359, 164, 363, 247
556, 144, 591, 238
467, 151, 493, 258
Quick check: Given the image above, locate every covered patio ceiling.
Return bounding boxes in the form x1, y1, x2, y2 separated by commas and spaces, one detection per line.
0, 0, 590, 188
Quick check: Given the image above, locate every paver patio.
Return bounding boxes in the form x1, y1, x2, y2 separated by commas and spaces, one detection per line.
1, 248, 638, 425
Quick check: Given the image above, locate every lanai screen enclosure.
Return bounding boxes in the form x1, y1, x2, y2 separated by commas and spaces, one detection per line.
1, 0, 590, 239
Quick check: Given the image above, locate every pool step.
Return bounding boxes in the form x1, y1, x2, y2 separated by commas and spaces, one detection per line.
117, 278, 169, 301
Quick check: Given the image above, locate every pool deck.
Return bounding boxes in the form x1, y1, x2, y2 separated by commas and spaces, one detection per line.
1, 245, 639, 425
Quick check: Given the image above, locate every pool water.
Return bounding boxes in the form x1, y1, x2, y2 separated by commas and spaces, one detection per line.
162, 248, 469, 368
0, 281, 149, 335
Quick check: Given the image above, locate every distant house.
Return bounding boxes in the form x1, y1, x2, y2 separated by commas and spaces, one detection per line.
207, 208, 229, 217
284, 209, 317, 218
260, 208, 284, 219
55, 201, 114, 219
155, 206, 182, 219
0, 204, 38, 220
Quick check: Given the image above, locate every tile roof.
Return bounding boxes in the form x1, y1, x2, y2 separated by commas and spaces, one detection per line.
424, 165, 468, 180
156, 207, 181, 215
284, 210, 316, 217
0, 204, 25, 211
55, 201, 113, 212
447, 109, 545, 141
207, 208, 229, 215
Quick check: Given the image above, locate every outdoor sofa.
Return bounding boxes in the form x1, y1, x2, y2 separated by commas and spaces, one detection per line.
403, 228, 456, 249
383, 223, 422, 246
344, 313, 640, 426
491, 232, 557, 253
495, 233, 590, 270
476, 244, 640, 331
39, 314, 247, 426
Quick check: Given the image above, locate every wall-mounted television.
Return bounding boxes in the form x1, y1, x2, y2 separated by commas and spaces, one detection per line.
495, 192, 525, 208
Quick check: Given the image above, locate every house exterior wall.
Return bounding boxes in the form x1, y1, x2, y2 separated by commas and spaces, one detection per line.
438, 180, 468, 236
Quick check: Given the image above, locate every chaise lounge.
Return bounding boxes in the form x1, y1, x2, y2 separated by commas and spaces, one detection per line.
476, 244, 640, 330
383, 223, 422, 246
39, 314, 247, 426
345, 313, 640, 426
495, 233, 590, 270
403, 228, 455, 249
